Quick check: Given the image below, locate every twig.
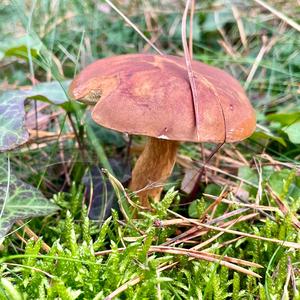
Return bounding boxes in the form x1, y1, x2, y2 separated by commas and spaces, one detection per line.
167, 210, 300, 249
176, 155, 258, 188
162, 213, 258, 247
15, 220, 51, 253
185, 143, 225, 202
203, 193, 279, 212
182, 0, 200, 139
149, 246, 262, 277
200, 187, 228, 220
191, 214, 244, 251
198, 222, 300, 249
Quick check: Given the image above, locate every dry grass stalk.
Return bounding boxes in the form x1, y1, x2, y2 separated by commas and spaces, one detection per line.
198, 222, 300, 249
104, 0, 163, 55
181, 0, 200, 139
168, 210, 300, 249
149, 246, 262, 277
15, 220, 51, 253
231, 4, 248, 49
267, 185, 300, 230
162, 213, 258, 247
253, 0, 300, 32
245, 24, 285, 89
189, 0, 195, 58
203, 193, 279, 212
200, 188, 228, 220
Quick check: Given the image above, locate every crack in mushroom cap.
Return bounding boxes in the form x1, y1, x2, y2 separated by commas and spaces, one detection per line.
69, 54, 256, 143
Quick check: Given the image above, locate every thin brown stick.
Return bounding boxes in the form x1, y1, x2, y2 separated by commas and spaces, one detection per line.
231, 4, 248, 49
97, 245, 262, 272
203, 193, 279, 212
184, 143, 225, 203
199, 222, 300, 249
182, 0, 200, 139
200, 187, 228, 219
104, 276, 141, 300
267, 185, 300, 230
162, 213, 258, 247
15, 220, 50, 253
189, 0, 195, 58
191, 215, 241, 251
103, 262, 177, 300
167, 210, 300, 249
149, 246, 262, 276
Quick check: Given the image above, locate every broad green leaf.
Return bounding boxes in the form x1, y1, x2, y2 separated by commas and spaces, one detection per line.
251, 131, 287, 147
269, 169, 300, 201
0, 91, 30, 152
238, 166, 258, 195
0, 81, 70, 152
266, 112, 300, 126
188, 198, 206, 218
204, 183, 222, 197
282, 121, 300, 144
0, 35, 41, 61
0, 155, 59, 240
29, 81, 70, 105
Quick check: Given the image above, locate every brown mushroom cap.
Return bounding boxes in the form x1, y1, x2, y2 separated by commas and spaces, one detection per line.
69, 54, 256, 143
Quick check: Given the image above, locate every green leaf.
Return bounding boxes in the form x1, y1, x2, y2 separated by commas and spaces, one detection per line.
282, 121, 300, 144
28, 81, 70, 105
188, 198, 206, 218
0, 91, 30, 152
237, 166, 258, 195
0, 155, 59, 239
266, 112, 300, 126
251, 131, 287, 147
0, 35, 42, 61
269, 169, 300, 201
0, 81, 70, 152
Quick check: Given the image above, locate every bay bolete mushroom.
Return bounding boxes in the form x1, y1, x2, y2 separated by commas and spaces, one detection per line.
69, 54, 256, 208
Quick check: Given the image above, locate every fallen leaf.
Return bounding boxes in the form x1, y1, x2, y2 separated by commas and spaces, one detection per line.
0, 155, 59, 240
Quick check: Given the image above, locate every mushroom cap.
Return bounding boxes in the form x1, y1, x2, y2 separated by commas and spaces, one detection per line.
69, 54, 256, 143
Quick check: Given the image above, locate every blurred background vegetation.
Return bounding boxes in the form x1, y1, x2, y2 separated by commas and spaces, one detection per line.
0, 0, 300, 299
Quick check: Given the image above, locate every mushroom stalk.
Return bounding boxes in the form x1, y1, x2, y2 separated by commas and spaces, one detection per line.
129, 137, 179, 208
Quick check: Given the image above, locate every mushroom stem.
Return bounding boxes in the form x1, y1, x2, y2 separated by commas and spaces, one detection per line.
129, 137, 179, 208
